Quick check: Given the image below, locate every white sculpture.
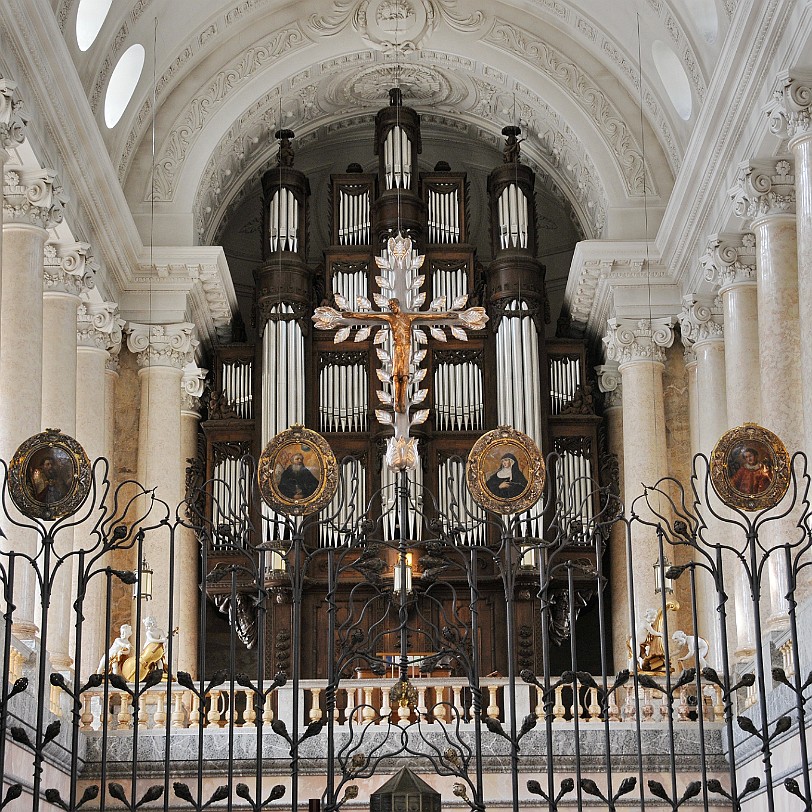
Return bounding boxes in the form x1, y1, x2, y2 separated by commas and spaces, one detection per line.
97, 623, 132, 675
672, 630, 710, 671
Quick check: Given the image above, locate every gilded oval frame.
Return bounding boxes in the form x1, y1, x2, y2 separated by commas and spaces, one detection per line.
466, 426, 545, 515
8, 428, 91, 521
710, 423, 790, 512
257, 425, 338, 516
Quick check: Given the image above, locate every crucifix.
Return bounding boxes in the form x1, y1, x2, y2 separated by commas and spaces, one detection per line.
313, 233, 487, 469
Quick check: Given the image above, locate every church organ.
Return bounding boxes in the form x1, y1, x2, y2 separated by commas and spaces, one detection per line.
200, 90, 606, 678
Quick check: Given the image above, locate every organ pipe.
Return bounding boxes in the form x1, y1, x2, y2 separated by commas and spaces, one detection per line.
497, 185, 529, 249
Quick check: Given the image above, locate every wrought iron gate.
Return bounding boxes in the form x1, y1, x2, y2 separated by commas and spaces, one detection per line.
1, 447, 811, 811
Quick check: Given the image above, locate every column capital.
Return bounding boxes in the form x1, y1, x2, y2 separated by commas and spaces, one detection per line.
603, 317, 675, 368
3, 166, 67, 229
181, 366, 208, 415
730, 158, 796, 222
700, 232, 756, 290
679, 294, 724, 348
596, 362, 622, 409
0, 76, 26, 152
126, 322, 198, 370
767, 69, 812, 143
77, 301, 124, 354
44, 241, 98, 297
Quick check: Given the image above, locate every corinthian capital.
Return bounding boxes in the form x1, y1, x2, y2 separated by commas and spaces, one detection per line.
3, 166, 67, 229
44, 241, 98, 296
126, 322, 198, 369
603, 317, 675, 367
730, 159, 795, 222
679, 294, 724, 347
181, 366, 208, 414
0, 76, 27, 152
767, 69, 812, 142
700, 232, 756, 290
77, 302, 124, 354
595, 362, 622, 409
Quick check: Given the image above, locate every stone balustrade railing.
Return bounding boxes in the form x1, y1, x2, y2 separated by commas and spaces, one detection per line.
76, 674, 725, 733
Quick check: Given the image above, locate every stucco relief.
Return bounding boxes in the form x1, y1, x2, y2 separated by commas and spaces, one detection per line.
145, 25, 309, 202
190, 57, 608, 245
308, 0, 484, 51
485, 19, 653, 198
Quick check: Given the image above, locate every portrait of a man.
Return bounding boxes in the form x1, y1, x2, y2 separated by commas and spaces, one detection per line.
275, 447, 321, 500
485, 451, 529, 499
728, 443, 772, 496
26, 447, 73, 505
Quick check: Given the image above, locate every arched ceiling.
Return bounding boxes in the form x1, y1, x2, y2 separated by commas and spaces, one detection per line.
55, 0, 729, 246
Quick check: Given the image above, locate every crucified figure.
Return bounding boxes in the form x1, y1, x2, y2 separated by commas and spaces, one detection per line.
338, 297, 483, 413
315, 296, 487, 414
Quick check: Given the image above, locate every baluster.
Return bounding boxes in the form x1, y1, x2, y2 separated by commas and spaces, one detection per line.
587, 687, 601, 722
486, 685, 499, 720
379, 684, 391, 724
434, 686, 448, 723
553, 685, 566, 722
345, 687, 357, 723
263, 692, 275, 724
362, 687, 376, 724
189, 693, 201, 726
416, 686, 428, 721
153, 692, 167, 729
172, 692, 186, 728
452, 685, 464, 722
80, 693, 94, 731
310, 688, 323, 723
116, 695, 133, 730
137, 697, 148, 729
534, 686, 545, 721
208, 690, 222, 727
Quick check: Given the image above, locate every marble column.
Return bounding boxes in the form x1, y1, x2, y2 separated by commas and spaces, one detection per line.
679, 295, 726, 662
603, 317, 675, 633
768, 70, 812, 458
41, 241, 96, 670
178, 365, 206, 677
596, 363, 627, 671
732, 158, 801, 627
701, 233, 760, 428
1, 166, 65, 638
700, 233, 760, 656
75, 302, 124, 671
126, 323, 197, 641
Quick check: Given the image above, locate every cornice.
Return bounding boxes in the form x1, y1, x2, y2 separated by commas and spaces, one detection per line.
0, 0, 237, 352
565, 240, 682, 343
656, 0, 798, 298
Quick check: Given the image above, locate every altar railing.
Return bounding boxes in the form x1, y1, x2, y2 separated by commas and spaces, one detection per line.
74, 674, 725, 733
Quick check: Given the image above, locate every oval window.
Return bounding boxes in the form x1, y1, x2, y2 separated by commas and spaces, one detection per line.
104, 44, 145, 128
651, 40, 693, 121
75, 0, 114, 51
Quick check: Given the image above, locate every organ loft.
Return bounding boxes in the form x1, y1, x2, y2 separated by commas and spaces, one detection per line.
198, 88, 605, 681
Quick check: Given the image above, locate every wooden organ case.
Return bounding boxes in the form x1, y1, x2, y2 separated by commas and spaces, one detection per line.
199, 94, 607, 680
